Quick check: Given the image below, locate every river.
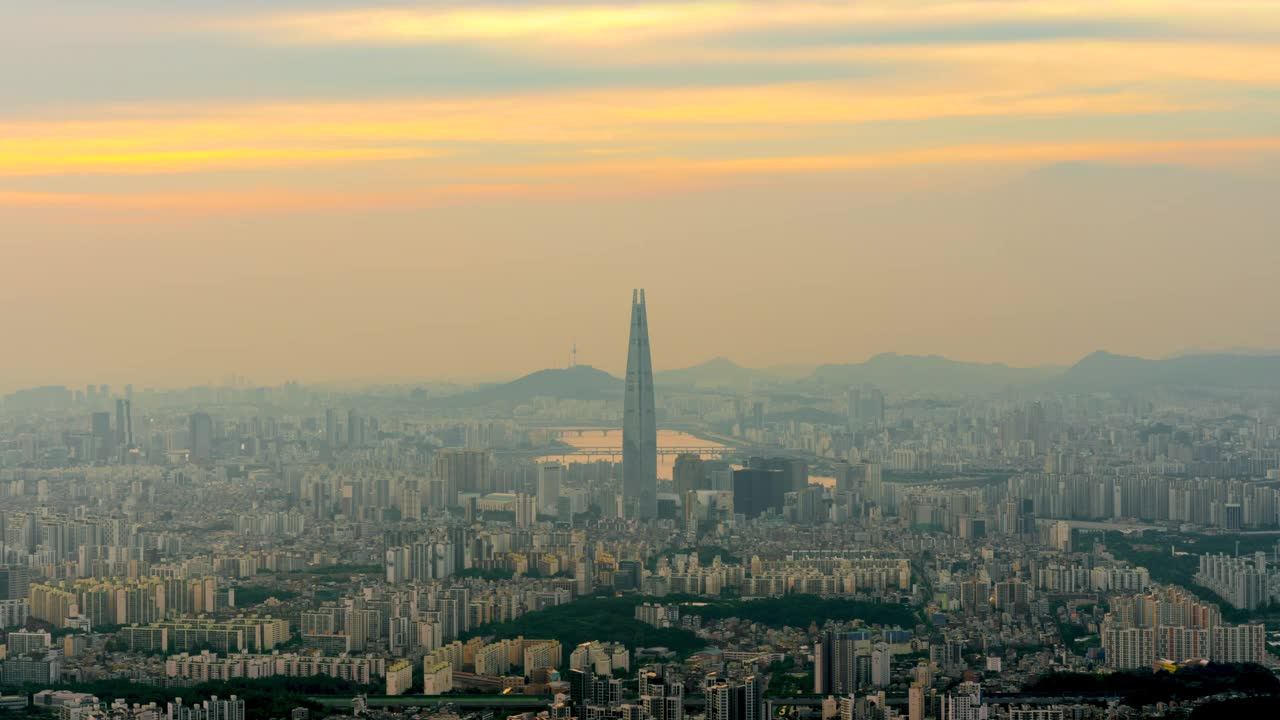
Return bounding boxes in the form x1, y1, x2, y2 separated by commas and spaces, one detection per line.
536, 428, 725, 479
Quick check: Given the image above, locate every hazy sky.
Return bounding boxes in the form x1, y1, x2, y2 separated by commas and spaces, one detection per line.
3, 0, 1279, 390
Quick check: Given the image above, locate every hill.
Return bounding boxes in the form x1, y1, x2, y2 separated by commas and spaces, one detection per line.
657, 357, 782, 389
433, 365, 620, 408
1057, 351, 1280, 391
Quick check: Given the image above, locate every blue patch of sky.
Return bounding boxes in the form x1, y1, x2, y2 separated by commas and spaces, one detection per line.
0, 37, 884, 112
717, 20, 1172, 49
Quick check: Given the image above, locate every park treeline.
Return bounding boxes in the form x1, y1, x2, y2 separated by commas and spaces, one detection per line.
465, 594, 916, 659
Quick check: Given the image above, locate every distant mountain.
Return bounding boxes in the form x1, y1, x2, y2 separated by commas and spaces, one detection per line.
657, 357, 782, 389
434, 365, 620, 407
1054, 351, 1154, 390
1057, 351, 1280, 391
413, 349, 1280, 409
807, 353, 1057, 394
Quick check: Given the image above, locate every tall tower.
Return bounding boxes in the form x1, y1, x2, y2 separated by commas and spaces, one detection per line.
623, 289, 657, 520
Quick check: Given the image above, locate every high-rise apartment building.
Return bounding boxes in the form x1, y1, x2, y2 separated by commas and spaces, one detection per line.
515, 493, 537, 529
870, 643, 892, 688
705, 674, 763, 720
639, 670, 683, 720
815, 631, 869, 695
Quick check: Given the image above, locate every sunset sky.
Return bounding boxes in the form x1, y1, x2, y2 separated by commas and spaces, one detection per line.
3, 0, 1279, 390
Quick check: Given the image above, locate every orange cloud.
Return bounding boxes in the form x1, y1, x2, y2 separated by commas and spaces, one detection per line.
5, 136, 1276, 214
0, 80, 1209, 178
470, 137, 1280, 179
234, 1, 1280, 48
0, 146, 435, 177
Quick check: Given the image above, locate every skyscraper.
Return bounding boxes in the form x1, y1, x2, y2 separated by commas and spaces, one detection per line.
115, 398, 132, 454
90, 412, 112, 462
189, 412, 213, 463
732, 465, 787, 519
433, 448, 493, 507
324, 408, 339, 457
537, 462, 564, 516
672, 453, 704, 497
815, 631, 866, 695
623, 289, 657, 520
347, 409, 363, 448
0, 566, 32, 601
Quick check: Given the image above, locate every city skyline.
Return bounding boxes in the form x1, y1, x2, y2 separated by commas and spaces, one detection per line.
7, 2, 1280, 717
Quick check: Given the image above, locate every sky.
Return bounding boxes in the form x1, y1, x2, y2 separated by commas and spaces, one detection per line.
3, 0, 1280, 390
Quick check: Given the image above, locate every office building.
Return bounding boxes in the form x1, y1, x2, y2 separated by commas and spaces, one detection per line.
189, 412, 213, 463
115, 398, 132, 452
733, 467, 786, 519
0, 566, 31, 601
673, 454, 704, 497
537, 463, 564, 516
434, 449, 493, 506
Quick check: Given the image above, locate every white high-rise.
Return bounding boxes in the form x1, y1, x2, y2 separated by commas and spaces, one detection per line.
537, 463, 564, 516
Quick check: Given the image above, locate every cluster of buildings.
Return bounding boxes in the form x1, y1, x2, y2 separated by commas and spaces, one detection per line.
28, 690, 245, 720
1008, 473, 1280, 529
116, 616, 290, 654
28, 576, 229, 628
165, 650, 387, 685
1195, 551, 1279, 610
3, 295, 1280, 720
1100, 586, 1266, 669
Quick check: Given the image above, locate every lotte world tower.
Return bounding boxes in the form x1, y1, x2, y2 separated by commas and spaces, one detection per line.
622, 289, 657, 520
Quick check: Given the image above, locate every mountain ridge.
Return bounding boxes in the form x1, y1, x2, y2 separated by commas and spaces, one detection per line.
1056, 350, 1280, 390
806, 352, 1059, 393
462, 349, 1280, 400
